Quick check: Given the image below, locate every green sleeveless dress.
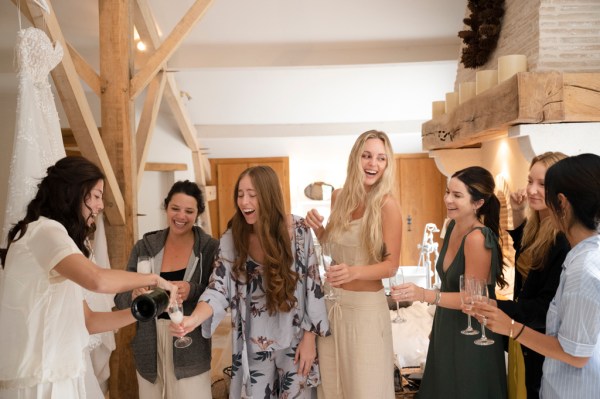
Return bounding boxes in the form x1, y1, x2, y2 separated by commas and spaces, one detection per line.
417, 220, 507, 399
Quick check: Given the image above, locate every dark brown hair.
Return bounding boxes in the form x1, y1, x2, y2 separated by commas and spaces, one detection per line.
453, 166, 507, 288
6, 156, 105, 258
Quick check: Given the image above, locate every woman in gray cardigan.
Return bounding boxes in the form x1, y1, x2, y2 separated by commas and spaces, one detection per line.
115, 181, 219, 398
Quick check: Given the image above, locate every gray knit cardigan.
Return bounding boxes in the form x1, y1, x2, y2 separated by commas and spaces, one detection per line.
114, 226, 219, 382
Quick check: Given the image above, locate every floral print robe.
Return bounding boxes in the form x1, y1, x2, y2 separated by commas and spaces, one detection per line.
200, 215, 330, 398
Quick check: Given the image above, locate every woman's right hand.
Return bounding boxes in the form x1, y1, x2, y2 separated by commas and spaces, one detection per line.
510, 189, 527, 211
169, 302, 213, 337
305, 209, 324, 234
156, 276, 179, 304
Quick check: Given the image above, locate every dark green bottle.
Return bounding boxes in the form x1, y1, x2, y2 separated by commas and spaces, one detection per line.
131, 288, 169, 321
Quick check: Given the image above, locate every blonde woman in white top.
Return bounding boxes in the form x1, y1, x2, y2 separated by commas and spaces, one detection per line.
305, 130, 402, 399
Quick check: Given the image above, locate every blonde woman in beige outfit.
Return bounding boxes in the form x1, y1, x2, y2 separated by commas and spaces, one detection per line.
306, 130, 402, 399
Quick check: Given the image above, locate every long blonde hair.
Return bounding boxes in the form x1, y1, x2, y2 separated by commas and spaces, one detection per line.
520, 152, 567, 271
229, 166, 298, 315
325, 130, 396, 262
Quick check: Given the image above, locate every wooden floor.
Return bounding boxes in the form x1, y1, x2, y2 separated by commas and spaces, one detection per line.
209, 313, 419, 398
210, 313, 232, 399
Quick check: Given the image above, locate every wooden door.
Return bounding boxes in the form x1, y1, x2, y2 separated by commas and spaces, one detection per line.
395, 154, 447, 267
209, 157, 290, 237
216, 162, 249, 235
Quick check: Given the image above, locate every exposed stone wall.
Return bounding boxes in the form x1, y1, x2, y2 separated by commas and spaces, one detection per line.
455, 0, 600, 86
538, 0, 600, 71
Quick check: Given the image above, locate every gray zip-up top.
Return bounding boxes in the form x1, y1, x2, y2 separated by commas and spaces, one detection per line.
114, 226, 219, 382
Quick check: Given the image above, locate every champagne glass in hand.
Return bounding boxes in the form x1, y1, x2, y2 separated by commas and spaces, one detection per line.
169, 302, 192, 349
137, 255, 152, 274
321, 243, 338, 301
459, 275, 479, 335
390, 267, 406, 323
473, 280, 494, 346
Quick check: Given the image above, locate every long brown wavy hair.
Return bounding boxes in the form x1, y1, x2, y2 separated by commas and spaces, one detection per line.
229, 165, 298, 315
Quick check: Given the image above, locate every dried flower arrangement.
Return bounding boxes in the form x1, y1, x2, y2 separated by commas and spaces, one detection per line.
458, 0, 505, 69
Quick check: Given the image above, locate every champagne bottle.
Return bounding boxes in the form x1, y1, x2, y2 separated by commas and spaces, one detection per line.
131, 288, 170, 322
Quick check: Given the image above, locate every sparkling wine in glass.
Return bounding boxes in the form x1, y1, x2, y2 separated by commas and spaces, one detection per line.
459, 274, 479, 335
390, 267, 406, 323
473, 280, 494, 346
169, 302, 192, 349
137, 255, 152, 274
321, 243, 338, 301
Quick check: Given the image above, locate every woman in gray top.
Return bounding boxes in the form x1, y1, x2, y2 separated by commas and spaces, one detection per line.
115, 181, 219, 398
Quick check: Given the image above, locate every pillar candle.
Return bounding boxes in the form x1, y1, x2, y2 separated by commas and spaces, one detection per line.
432, 101, 445, 119
445, 92, 459, 114
497, 54, 527, 83
476, 70, 498, 95
459, 82, 476, 104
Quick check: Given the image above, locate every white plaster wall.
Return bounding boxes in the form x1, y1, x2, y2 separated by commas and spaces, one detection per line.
202, 131, 424, 223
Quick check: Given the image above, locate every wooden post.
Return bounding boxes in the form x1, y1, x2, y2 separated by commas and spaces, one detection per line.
99, 1, 138, 398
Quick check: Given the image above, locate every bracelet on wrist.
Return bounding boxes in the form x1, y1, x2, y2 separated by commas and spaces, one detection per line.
514, 323, 526, 340
433, 290, 441, 305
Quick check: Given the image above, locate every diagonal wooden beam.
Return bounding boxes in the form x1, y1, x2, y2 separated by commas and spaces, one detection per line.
14, 0, 125, 225
133, 0, 161, 50
67, 44, 101, 97
136, 70, 166, 191
134, 0, 209, 181
133, 0, 211, 230
130, 0, 213, 98
163, 73, 200, 151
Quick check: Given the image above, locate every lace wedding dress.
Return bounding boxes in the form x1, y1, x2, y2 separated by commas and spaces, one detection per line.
1, 27, 65, 247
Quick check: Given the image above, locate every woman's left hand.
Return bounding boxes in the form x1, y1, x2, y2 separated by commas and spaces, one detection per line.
172, 281, 191, 302
294, 331, 317, 377
326, 263, 355, 287
391, 282, 422, 302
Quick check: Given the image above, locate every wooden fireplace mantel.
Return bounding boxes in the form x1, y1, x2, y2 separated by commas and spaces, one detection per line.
421, 72, 600, 151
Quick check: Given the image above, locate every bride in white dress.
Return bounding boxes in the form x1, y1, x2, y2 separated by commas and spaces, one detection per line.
0, 24, 115, 399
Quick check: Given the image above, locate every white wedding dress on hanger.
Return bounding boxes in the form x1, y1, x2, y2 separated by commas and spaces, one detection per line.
1, 27, 65, 247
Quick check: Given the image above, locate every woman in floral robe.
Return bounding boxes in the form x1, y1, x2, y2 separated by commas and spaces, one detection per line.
172, 165, 330, 399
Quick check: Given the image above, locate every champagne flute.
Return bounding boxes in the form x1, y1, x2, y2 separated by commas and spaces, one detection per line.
168, 302, 192, 349
321, 243, 337, 300
390, 267, 406, 323
473, 280, 494, 346
137, 255, 152, 274
459, 274, 479, 335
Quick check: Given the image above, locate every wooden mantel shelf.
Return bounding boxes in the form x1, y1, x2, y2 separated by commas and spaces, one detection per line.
422, 72, 600, 151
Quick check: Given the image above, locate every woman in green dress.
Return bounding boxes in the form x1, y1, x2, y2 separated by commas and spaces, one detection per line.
393, 166, 508, 398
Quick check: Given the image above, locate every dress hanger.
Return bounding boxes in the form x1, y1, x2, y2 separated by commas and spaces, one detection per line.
32, 0, 50, 14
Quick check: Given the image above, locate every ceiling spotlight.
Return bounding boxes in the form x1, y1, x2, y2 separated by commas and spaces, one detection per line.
136, 41, 147, 52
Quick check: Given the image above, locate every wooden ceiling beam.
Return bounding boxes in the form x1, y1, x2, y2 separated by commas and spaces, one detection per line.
130, 0, 213, 98
136, 71, 167, 191
67, 44, 101, 97
134, 0, 210, 185
14, 0, 125, 225
163, 73, 200, 151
